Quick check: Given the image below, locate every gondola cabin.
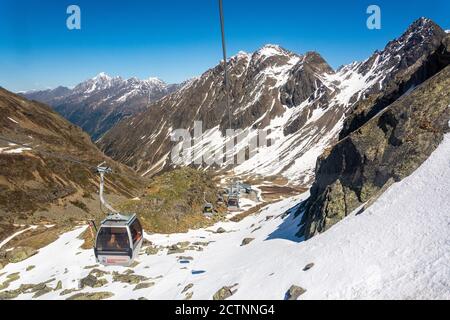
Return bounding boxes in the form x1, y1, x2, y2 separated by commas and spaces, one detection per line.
227, 196, 240, 212
94, 214, 143, 267
203, 203, 214, 213
203, 203, 214, 218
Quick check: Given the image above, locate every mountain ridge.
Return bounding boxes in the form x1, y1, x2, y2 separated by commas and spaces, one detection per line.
21, 73, 186, 140
0, 87, 144, 225
99, 18, 446, 187
299, 21, 450, 238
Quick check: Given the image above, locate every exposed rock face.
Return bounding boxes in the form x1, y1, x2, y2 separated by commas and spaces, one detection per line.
340, 18, 448, 138
0, 88, 143, 222
298, 19, 450, 238
280, 52, 334, 108
5, 247, 37, 263
22, 74, 184, 140
300, 62, 450, 238
241, 238, 255, 246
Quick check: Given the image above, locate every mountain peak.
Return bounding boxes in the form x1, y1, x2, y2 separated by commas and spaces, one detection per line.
303, 51, 334, 74
93, 72, 112, 81
146, 77, 166, 85
404, 17, 444, 37
256, 44, 293, 58
376, 16, 446, 62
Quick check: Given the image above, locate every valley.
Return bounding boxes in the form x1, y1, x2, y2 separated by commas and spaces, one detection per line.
0, 132, 449, 299
0, 16, 449, 300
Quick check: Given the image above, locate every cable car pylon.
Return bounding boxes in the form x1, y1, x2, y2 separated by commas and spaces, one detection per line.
92, 162, 144, 266
97, 162, 125, 218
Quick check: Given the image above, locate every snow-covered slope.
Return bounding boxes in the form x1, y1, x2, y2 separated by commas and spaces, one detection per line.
1, 134, 449, 300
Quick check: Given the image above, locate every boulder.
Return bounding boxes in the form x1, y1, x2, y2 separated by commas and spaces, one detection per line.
177, 256, 193, 261
181, 283, 193, 294
213, 284, 238, 300
89, 268, 109, 278
301, 63, 450, 238
112, 271, 148, 284
285, 285, 306, 300
145, 246, 160, 255
80, 274, 107, 289
303, 263, 314, 271
216, 227, 226, 234
167, 244, 185, 255
26, 265, 35, 272
240, 238, 255, 246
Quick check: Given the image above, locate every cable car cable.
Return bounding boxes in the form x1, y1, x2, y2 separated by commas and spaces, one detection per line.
219, 0, 232, 131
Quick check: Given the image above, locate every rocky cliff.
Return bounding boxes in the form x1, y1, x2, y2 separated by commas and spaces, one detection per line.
299, 30, 450, 238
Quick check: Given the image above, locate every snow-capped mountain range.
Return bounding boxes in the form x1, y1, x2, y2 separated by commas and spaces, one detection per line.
22, 74, 185, 140
99, 18, 448, 186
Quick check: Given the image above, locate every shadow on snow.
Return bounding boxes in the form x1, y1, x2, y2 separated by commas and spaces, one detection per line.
265, 200, 307, 243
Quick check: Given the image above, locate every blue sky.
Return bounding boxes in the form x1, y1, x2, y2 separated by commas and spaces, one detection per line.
0, 0, 449, 92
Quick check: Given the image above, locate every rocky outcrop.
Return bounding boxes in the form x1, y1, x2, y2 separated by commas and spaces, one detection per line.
300, 63, 450, 238
285, 285, 306, 300
112, 271, 149, 284
79, 274, 107, 289
66, 292, 114, 300
303, 263, 314, 271
240, 238, 255, 246
280, 52, 334, 108
340, 19, 449, 139
133, 282, 155, 291
5, 247, 37, 263
0, 277, 61, 300
213, 284, 238, 300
